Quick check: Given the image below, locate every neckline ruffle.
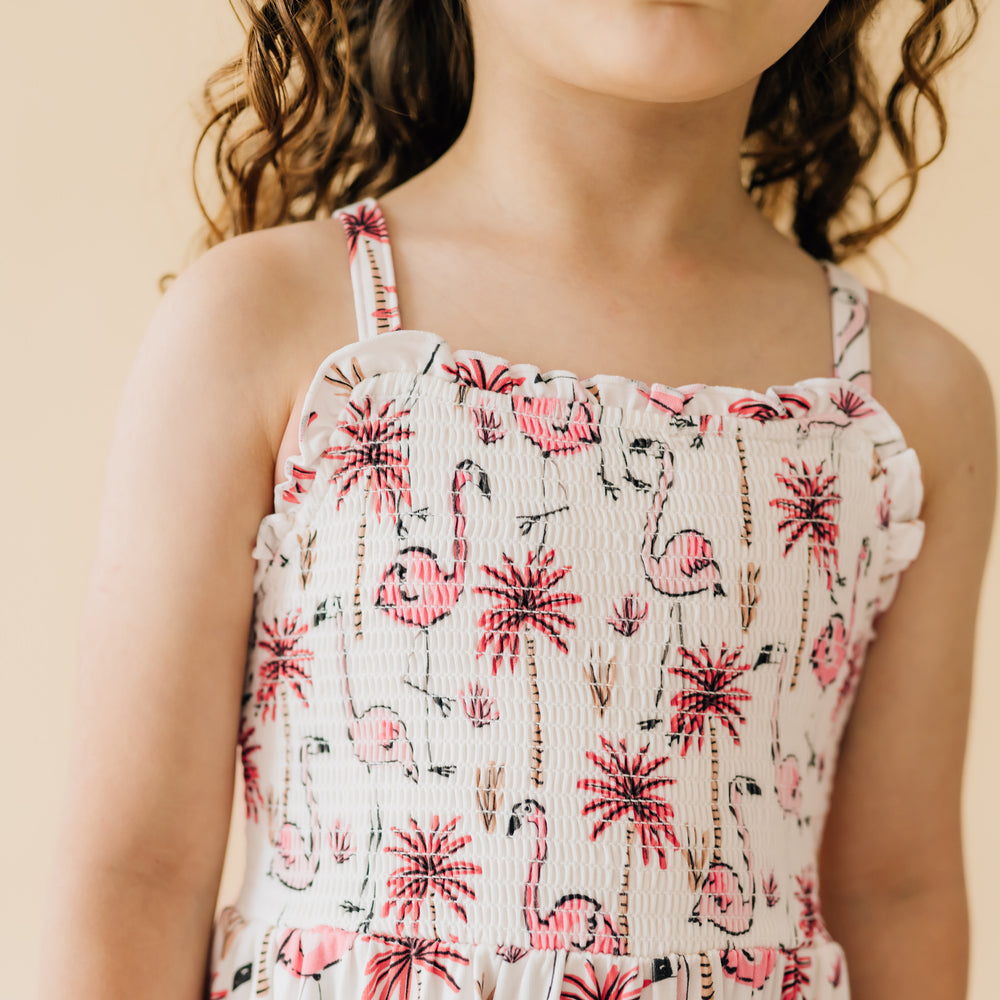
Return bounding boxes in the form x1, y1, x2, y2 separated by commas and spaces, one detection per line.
256, 327, 925, 628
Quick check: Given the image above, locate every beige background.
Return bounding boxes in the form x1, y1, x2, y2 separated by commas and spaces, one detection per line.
3, 3, 997, 998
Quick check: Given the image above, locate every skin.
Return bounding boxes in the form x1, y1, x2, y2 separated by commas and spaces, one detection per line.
42, 2, 995, 999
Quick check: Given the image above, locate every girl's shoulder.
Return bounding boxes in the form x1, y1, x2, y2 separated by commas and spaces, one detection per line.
865, 287, 995, 507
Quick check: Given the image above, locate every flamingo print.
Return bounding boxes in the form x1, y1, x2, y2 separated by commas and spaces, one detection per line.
720, 945, 778, 991
275, 923, 359, 999
830, 282, 872, 393
768, 643, 803, 821
328, 595, 416, 927
374, 459, 491, 774
506, 799, 622, 954
330, 596, 417, 781
268, 735, 330, 890
512, 392, 600, 543
690, 775, 762, 933
641, 445, 724, 647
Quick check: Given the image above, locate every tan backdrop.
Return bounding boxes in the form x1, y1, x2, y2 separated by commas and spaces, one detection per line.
4, 3, 997, 998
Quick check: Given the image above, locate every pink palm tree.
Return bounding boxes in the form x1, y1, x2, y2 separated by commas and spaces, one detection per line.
336, 203, 400, 332
382, 815, 482, 938
667, 643, 753, 863
577, 736, 679, 951
769, 457, 842, 690
325, 395, 414, 639
254, 610, 315, 824
559, 960, 642, 1000
475, 545, 581, 787
362, 934, 469, 1000
237, 713, 264, 823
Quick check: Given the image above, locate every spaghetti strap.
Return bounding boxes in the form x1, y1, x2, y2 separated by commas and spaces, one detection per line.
821, 258, 872, 394
332, 196, 403, 342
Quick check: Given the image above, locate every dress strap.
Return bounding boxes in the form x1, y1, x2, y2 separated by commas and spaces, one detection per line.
820, 259, 872, 394
331, 196, 403, 342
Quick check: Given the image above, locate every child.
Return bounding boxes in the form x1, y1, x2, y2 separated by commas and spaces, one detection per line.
41, 1, 994, 999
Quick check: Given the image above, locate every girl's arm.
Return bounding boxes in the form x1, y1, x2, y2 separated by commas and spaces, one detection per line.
37, 231, 316, 1000
818, 296, 997, 1000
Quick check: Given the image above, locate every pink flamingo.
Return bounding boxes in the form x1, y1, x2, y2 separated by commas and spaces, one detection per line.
690, 775, 762, 933
329, 597, 416, 928
512, 393, 600, 542
830, 283, 872, 394
268, 735, 330, 890
721, 945, 778, 990
507, 799, 622, 954
374, 458, 490, 774
275, 923, 358, 998
641, 445, 725, 646
768, 643, 803, 821
330, 598, 417, 781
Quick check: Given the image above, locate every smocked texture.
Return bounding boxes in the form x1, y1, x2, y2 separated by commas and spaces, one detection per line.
205, 197, 925, 1000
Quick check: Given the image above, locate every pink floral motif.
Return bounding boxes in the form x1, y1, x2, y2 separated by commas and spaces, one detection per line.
469, 404, 506, 444
459, 681, 500, 727
607, 593, 649, 637
328, 821, 357, 864
762, 869, 781, 906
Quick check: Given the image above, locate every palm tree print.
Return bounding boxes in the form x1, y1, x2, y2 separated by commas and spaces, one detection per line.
667, 644, 753, 863
559, 960, 641, 1000
443, 358, 526, 397
255, 610, 315, 824
339, 202, 390, 261
382, 815, 482, 937
337, 203, 400, 333
362, 934, 469, 1000
577, 736, 679, 951
325, 395, 414, 638
237, 715, 264, 823
475, 545, 581, 787
769, 457, 842, 689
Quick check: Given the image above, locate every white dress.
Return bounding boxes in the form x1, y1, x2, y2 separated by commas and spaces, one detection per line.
204, 196, 925, 1000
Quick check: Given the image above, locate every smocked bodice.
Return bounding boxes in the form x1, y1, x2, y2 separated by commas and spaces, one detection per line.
204, 198, 924, 1000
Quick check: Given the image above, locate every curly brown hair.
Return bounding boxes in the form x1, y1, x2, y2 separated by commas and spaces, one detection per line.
162, 0, 980, 291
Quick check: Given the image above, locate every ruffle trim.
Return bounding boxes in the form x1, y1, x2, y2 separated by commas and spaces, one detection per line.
252, 329, 925, 616
207, 904, 852, 1000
